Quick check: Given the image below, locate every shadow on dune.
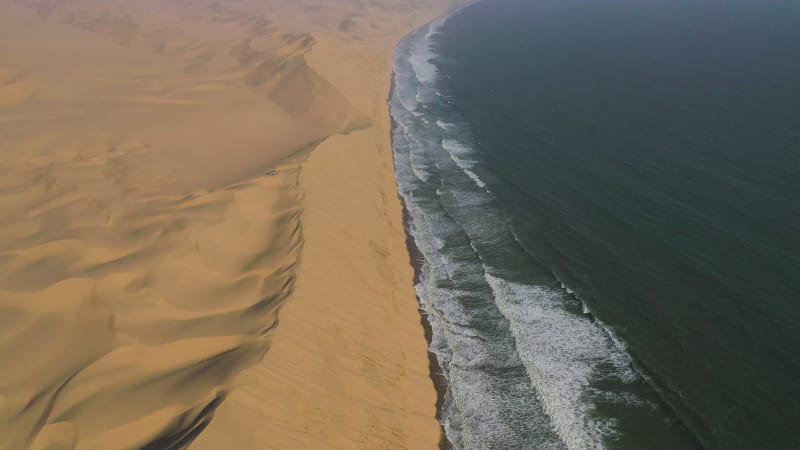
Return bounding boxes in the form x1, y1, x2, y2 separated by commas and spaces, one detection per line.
0, 1, 374, 448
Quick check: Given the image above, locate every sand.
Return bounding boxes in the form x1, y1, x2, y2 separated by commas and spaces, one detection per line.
0, 0, 457, 448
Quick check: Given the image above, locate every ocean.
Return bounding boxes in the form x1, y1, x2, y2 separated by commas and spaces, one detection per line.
390, 0, 800, 448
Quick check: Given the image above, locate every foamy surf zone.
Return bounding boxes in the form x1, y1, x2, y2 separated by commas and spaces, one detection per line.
390, 7, 696, 449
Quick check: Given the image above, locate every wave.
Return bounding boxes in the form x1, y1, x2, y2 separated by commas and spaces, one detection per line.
403, 190, 566, 449
392, 14, 564, 449
442, 139, 489, 191
390, 8, 656, 449
407, 16, 446, 86
485, 271, 638, 450
436, 120, 457, 130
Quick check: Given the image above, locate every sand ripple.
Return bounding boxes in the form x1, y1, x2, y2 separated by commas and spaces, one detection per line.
0, 0, 455, 447
0, 1, 355, 447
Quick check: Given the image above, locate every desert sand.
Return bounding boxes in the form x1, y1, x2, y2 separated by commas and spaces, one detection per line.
0, 0, 456, 448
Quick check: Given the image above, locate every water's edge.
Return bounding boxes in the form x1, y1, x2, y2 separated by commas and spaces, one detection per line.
388, 8, 475, 448
389, 45, 453, 450
401, 193, 453, 450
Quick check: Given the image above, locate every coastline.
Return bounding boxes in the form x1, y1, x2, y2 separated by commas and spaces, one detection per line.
192, 3, 461, 449
4, 0, 793, 447
389, 59, 451, 446
400, 196, 452, 450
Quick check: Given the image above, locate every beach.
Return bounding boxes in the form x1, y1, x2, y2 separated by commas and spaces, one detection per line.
0, 0, 455, 448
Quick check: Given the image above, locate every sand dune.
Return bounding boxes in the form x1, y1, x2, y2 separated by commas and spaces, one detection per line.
0, 0, 456, 448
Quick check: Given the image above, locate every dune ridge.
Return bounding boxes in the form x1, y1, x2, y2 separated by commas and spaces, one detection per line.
0, 0, 457, 448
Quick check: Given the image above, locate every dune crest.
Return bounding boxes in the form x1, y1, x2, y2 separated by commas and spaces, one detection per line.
0, 0, 458, 448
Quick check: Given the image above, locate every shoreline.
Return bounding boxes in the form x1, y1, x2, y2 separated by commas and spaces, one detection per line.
192, 2, 462, 449
387, 8, 472, 448
400, 195, 452, 450
388, 62, 450, 432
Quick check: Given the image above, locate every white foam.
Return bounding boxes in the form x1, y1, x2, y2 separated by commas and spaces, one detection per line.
461, 166, 487, 189
442, 139, 473, 159
485, 271, 638, 450
390, 7, 598, 447
442, 139, 489, 190
410, 221, 563, 448
589, 388, 649, 407
408, 17, 445, 85
437, 120, 457, 130
402, 171, 572, 447
392, 61, 422, 114
446, 189, 492, 208
407, 140, 431, 182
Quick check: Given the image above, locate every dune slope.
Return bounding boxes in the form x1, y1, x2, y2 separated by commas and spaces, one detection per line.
0, 0, 455, 448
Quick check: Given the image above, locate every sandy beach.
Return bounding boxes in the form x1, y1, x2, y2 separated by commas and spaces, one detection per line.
0, 0, 455, 448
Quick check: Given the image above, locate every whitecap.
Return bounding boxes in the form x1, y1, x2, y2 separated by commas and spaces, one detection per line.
485, 271, 639, 450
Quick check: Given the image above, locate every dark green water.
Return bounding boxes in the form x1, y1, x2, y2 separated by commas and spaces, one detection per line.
392, 0, 800, 448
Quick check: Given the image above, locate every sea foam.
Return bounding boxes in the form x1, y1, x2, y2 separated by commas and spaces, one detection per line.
485, 271, 639, 449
